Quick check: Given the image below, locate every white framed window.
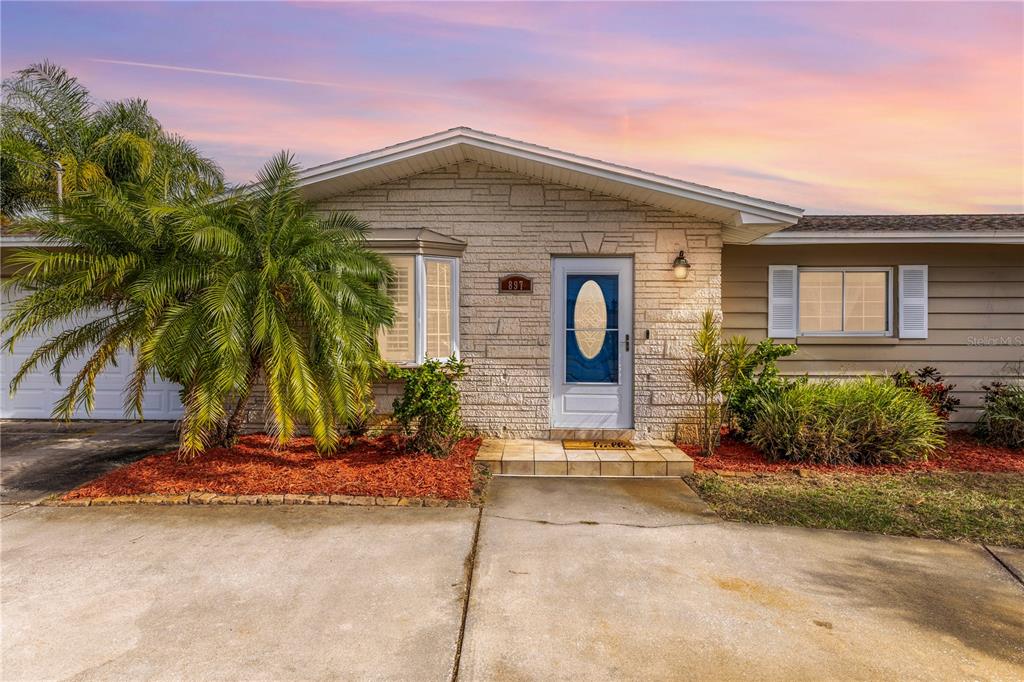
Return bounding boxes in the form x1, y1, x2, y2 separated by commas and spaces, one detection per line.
769, 265, 927, 339
378, 254, 459, 364
797, 267, 892, 336
380, 256, 416, 363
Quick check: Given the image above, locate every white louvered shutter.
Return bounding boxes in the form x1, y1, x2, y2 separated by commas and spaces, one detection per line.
768, 265, 799, 338
899, 265, 928, 338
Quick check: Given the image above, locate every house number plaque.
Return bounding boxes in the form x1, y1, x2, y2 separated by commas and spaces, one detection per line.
499, 274, 533, 293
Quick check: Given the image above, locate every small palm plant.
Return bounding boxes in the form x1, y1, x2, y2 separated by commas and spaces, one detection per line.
683, 310, 726, 456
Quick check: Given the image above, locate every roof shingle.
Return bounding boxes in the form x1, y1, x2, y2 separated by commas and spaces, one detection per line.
784, 214, 1023, 233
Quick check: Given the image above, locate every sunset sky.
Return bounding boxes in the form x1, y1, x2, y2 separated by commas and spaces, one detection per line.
3, 1, 1022, 214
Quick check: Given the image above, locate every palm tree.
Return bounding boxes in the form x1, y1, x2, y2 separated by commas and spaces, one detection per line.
1, 61, 221, 219
168, 152, 394, 455
1, 176, 219, 423
3, 152, 395, 459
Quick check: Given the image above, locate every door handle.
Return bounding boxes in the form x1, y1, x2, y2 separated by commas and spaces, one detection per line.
624, 334, 630, 352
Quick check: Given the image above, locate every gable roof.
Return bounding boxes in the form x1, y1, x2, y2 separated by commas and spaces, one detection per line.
296, 127, 804, 244
756, 214, 1024, 244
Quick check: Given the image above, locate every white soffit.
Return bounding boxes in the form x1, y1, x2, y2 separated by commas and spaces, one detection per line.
296, 127, 803, 244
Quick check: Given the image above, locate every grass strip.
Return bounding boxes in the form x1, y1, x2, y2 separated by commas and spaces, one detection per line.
690, 471, 1024, 548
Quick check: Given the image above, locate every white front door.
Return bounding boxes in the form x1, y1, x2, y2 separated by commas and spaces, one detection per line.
550, 257, 633, 429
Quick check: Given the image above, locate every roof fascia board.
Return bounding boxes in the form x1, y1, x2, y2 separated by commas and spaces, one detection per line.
297, 135, 469, 187
1, 236, 52, 247
3, 233, 469, 255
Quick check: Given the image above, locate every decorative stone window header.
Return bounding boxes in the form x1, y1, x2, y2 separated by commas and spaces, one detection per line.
365, 227, 467, 258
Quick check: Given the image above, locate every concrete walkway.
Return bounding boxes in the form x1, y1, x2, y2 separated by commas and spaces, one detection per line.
2, 478, 1022, 680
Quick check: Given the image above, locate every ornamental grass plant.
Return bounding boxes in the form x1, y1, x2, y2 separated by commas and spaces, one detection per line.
749, 377, 945, 466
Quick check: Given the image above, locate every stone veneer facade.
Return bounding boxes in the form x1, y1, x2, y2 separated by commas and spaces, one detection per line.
315, 161, 725, 440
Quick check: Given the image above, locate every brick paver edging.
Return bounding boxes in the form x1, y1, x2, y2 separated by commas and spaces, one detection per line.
45, 493, 473, 508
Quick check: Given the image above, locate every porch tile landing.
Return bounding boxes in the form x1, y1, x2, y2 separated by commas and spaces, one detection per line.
476, 439, 693, 477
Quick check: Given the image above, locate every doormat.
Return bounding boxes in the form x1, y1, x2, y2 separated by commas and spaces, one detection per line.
562, 439, 635, 450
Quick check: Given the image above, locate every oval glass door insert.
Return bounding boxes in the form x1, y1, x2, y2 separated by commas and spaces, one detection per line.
565, 274, 618, 384
574, 280, 607, 359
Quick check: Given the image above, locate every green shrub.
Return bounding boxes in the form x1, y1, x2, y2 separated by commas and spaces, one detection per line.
975, 382, 1024, 450
749, 377, 945, 465
890, 366, 960, 421
681, 318, 799, 453
723, 337, 798, 435
387, 356, 467, 458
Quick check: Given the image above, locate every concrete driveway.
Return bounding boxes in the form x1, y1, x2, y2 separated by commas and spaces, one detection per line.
458, 478, 1024, 681
2, 478, 1022, 681
2, 505, 477, 681
0, 420, 178, 504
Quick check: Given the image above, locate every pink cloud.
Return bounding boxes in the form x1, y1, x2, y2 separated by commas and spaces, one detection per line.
34, 1, 1018, 214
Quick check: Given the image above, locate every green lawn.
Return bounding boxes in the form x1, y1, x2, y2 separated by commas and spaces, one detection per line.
689, 471, 1024, 547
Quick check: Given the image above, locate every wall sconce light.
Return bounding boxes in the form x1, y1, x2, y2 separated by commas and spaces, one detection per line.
672, 250, 691, 280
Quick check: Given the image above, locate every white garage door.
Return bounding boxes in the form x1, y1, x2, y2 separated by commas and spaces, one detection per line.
1, 291, 184, 420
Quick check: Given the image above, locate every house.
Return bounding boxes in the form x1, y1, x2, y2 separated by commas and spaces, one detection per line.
723, 214, 1024, 429
3, 128, 1022, 435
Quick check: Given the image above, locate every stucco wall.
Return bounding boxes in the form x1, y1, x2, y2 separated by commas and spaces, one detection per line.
314, 161, 725, 439
722, 243, 1024, 427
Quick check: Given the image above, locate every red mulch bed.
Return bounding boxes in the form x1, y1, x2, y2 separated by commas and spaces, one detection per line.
63, 434, 481, 501
682, 432, 1024, 475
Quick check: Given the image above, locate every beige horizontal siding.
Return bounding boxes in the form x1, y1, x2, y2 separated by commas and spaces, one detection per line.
722, 244, 1024, 426
724, 280, 1024, 300
724, 297, 1024, 315
726, 312, 1024, 330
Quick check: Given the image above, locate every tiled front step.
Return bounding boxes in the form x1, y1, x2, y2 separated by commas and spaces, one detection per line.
477, 439, 693, 477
